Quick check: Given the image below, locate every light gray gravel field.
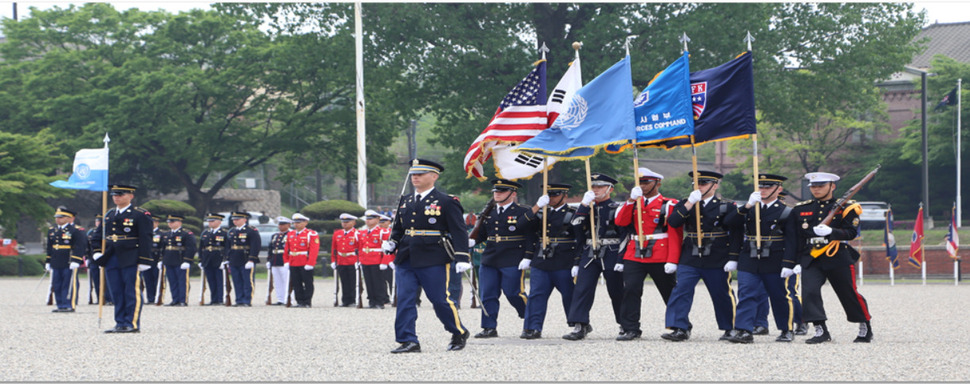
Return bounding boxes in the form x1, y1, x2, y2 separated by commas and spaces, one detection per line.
2, 276, 968, 382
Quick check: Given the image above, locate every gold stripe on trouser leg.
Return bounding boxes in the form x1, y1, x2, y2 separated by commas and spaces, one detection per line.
783, 275, 794, 331
133, 269, 143, 329
70, 268, 79, 309
518, 269, 528, 305
443, 263, 463, 333
249, 265, 256, 303
185, 268, 191, 303
725, 271, 737, 327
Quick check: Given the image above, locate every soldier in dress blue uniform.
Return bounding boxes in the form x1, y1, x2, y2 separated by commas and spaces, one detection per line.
662, 171, 742, 342
266, 216, 291, 305
161, 215, 196, 306
91, 184, 154, 333
46, 208, 88, 312
142, 215, 163, 304
519, 183, 582, 339
383, 159, 470, 353
226, 211, 261, 306
725, 174, 801, 343
471, 179, 538, 339
785, 172, 872, 344
199, 213, 229, 305
563, 173, 626, 341
87, 214, 113, 305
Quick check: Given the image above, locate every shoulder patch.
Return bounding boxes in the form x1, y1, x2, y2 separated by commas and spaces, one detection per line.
449, 194, 460, 201
187, 231, 194, 235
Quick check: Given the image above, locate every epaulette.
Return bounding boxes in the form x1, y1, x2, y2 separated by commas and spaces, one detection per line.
250, 225, 259, 231
449, 194, 460, 202
795, 200, 813, 206
135, 207, 148, 213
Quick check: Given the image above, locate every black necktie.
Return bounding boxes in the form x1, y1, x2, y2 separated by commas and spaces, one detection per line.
497, 207, 504, 215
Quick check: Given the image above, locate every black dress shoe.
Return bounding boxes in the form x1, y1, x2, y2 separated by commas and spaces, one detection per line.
794, 323, 808, 336
805, 324, 832, 344
272, 302, 285, 306
752, 325, 769, 335
340, 303, 354, 307
719, 329, 737, 341
661, 328, 689, 342
616, 330, 642, 341
728, 330, 754, 344
563, 323, 592, 341
104, 326, 122, 334
377, 304, 385, 309
474, 328, 498, 338
242, 303, 251, 307
391, 342, 421, 353
520, 329, 541, 339
177, 303, 188, 307
448, 331, 470, 351
166, 302, 180, 306
117, 326, 140, 333
775, 330, 794, 342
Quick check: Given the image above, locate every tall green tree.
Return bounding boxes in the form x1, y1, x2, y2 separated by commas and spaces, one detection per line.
0, 130, 69, 234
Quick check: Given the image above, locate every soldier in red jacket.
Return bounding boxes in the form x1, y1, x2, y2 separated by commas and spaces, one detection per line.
613, 168, 683, 341
331, 213, 360, 307
284, 213, 319, 308
379, 215, 395, 303
359, 210, 390, 308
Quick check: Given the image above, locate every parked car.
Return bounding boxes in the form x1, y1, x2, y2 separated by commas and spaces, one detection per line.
857, 201, 890, 230
254, 223, 278, 251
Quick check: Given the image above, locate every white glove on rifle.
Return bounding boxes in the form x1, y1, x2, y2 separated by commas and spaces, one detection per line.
265, 262, 271, 270
518, 258, 531, 270
381, 240, 397, 253
331, 262, 337, 270
138, 264, 151, 272
613, 263, 624, 273
535, 195, 549, 208
44, 263, 51, 271
792, 265, 802, 275
93, 252, 104, 261
571, 266, 579, 278
468, 239, 476, 248
455, 262, 472, 273
180, 262, 190, 270
813, 224, 833, 236
780, 268, 794, 278
664, 262, 677, 274
630, 186, 643, 201
355, 261, 361, 270
389, 261, 395, 270
304, 265, 313, 271
723, 260, 737, 272
219, 261, 227, 270
581, 191, 596, 206
283, 262, 290, 268
69, 262, 80, 270
244, 261, 254, 270
687, 190, 703, 204
746, 191, 761, 207
198, 263, 203, 269
157, 261, 163, 269
380, 264, 388, 270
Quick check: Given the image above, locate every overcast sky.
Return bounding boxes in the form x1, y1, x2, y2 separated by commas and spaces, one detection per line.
0, 1, 967, 27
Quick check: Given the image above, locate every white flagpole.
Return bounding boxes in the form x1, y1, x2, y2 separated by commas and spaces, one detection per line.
354, 1, 367, 208
889, 262, 895, 286
922, 258, 927, 286
957, 78, 962, 228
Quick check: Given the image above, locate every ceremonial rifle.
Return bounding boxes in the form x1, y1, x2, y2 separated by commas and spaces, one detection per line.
333, 257, 340, 307
47, 271, 54, 306
199, 266, 207, 306
355, 262, 363, 309
155, 266, 166, 306
810, 165, 881, 258
266, 264, 274, 305
224, 266, 233, 306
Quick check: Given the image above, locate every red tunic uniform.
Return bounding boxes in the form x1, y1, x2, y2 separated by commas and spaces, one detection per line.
331, 228, 359, 266
283, 228, 319, 267
379, 227, 394, 265
615, 194, 683, 264
357, 226, 388, 265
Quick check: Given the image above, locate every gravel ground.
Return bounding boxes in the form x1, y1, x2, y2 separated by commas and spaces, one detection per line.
2, 276, 968, 382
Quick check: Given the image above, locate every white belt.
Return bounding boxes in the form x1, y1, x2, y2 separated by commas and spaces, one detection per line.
634, 233, 668, 241
586, 238, 622, 246
290, 251, 308, 256
362, 248, 382, 253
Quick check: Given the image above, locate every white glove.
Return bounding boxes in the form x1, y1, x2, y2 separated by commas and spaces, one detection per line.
536, 195, 550, 208
455, 262, 472, 273
780, 268, 794, 278
244, 261, 254, 270
613, 263, 624, 272
331, 262, 337, 270
219, 261, 227, 270
284, 262, 290, 268
198, 263, 203, 269
157, 261, 163, 269
92, 252, 103, 261
138, 264, 151, 272
44, 263, 51, 271
69, 262, 80, 270
581, 190, 596, 205
468, 239, 476, 248
571, 266, 579, 278
381, 240, 396, 253
723, 260, 737, 272
518, 258, 531, 270
265, 262, 271, 270
687, 189, 703, 204
304, 265, 313, 271
747, 191, 762, 207
664, 262, 677, 274
355, 261, 361, 270
793, 265, 802, 275
813, 224, 832, 236
389, 261, 395, 270
630, 186, 643, 200
180, 262, 190, 270
380, 264, 388, 270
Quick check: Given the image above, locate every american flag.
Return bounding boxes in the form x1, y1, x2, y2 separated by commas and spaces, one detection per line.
464, 60, 548, 180
946, 202, 960, 260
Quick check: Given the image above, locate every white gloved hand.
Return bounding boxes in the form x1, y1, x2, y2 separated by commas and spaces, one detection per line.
138, 264, 151, 272
664, 262, 677, 274
581, 190, 596, 206
380, 264, 388, 270
571, 266, 579, 278
468, 239, 476, 248
747, 191, 762, 207
284, 262, 290, 268
687, 189, 703, 204
44, 263, 51, 271
630, 186, 643, 200
723, 260, 738, 272
265, 262, 271, 270
536, 195, 550, 208
813, 224, 832, 236
518, 258, 531, 270
381, 240, 396, 253
355, 261, 361, 270
157, 261, 163, 269
219, 261, 227, 270
304, 265, 313, 271
198, 263, 203, 269
93, 252, 103, 261
180, 262, 190, 270
244, 261, 254, 270
389, 261, 395, 270
613, 263, 624, 272
455, 262, 472, 274
331, 262, 337, 270
792, 265, 802, 275
780, 268, 794, 278
69, 262, 80, 270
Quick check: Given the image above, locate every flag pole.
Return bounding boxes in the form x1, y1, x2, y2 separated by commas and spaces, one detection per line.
743, 32, 762, 249
541, 159, 549, 252
98, 132, 110, 328
626, 36, 645, 250
681, 33, 702, 249
957, 78, 962, 228
354, 0, 368, 208
585, 159, 597, 252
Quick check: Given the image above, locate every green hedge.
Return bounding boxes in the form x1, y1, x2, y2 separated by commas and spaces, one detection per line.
142, 199, 195, 217
0, 254, 46, 276
300, 200, 365, 220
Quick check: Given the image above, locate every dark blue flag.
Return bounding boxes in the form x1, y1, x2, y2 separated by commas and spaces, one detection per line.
935, 86, 957, 112
649, 52, 756, 149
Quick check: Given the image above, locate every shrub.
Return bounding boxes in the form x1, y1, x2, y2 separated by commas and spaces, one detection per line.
300, 200, 365, 220
0, 254, 45, 276
141, 200, 196, 218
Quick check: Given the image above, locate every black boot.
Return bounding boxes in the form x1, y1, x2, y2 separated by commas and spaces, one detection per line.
853, 321, 873, 343
805, 322, 832, 344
